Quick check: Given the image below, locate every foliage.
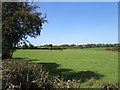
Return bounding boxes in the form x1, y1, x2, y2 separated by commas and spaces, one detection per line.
2, 59, 119, 89
100, 82, 119, 89
111, 47, 120, 52
17, 43, 119, 50
2, 59, 51, 89
48, 44, 53, 48
105, 47, 120, 52
2, 2, 47, 59
35, 43, 119, 49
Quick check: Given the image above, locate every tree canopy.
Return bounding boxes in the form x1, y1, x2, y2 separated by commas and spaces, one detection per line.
2, 2, 47, 59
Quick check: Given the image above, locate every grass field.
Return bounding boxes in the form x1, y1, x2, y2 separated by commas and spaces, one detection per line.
13, 48, 118, 84
83, 47, 112, 50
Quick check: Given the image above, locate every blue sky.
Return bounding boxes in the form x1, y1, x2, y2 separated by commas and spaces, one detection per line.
28, 2, 118, 45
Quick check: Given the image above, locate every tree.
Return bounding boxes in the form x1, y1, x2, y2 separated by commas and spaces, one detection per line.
2, 2, 47, 59
49, 44, 53, 48
60, 44, 69, 47
21, 44, 29, 49
29, 44, 35, 49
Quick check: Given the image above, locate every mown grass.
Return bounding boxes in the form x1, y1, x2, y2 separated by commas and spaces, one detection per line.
13, 48, 118, 84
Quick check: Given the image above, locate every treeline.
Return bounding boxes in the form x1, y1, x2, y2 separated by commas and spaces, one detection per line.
17, 43, 120, 50
17, 44, 65, 50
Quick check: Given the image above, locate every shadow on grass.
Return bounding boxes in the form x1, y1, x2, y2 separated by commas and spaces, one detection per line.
13, 57, 41, 62
13, 58, 104, 82
37, 62, 104, 82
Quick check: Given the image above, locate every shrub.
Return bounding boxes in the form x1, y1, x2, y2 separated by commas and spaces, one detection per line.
2, 59, 120, 89
2, 59, 52, 89
106, 48, 112, 51
111, 47, 120, 52
100, 82, 119, 89
2, 60, 83, 89
2, 59, 82, 89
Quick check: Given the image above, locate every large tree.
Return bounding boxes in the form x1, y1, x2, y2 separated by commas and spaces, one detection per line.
2, 2, 47, 59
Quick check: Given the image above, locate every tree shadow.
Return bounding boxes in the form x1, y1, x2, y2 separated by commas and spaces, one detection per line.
63, 71, 104, 82
12, 57, 27, 60
12, 58, 104, 82
12, 57, 41, 62
38, 62, 72, 74
37, 62, 104, 82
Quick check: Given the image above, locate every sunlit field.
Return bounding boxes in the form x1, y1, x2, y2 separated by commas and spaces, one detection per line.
13, 48, 118, 84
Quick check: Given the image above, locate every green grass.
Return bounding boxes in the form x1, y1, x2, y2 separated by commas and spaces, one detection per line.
83, 47, 111, 50
13, 48, 118, 83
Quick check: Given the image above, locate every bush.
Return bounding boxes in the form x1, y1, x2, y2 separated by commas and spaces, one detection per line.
2, 59, 83, 89
2, 59, 120, 89
2, 59, 52, 89
111, 47, 120, 52
100, 82, 119, 89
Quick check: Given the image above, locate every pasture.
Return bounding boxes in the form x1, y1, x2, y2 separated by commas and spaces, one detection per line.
13, 48, 118, 84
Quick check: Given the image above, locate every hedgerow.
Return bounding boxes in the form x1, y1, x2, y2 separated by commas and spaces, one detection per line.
2, 59, 119, 89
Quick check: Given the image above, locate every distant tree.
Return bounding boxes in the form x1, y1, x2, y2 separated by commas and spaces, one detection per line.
106, 44, 109, 47
85, 44, 92, 48
49, 44, 53, 48
78, 45, 82, 48
60, 44, 69, 48
70, 44, 76, 47
2, 2, 47, 59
